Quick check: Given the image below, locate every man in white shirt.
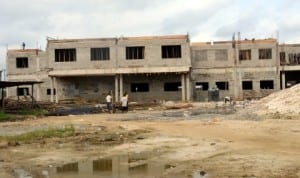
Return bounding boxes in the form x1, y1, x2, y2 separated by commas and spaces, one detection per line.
121, 94, 128, 112
106, 93, 112, 113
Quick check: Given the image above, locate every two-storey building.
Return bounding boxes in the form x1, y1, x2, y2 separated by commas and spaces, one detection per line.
6, 34, 300, 103
6, 35, 192, 103
191, 38, 280, 100
279, 44, 300, 89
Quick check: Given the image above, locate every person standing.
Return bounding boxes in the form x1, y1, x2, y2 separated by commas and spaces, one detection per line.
124, 91, 129, 111
121, 93, 128, 112
106, 92, 112, 113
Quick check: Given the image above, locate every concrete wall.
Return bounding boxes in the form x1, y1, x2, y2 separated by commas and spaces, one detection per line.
53, 74, 182, 103
191, 39, 279, 100
6, 49, 51, 101
191, 43, 234, 68
57, 76, 115, 102
7, 36, 294, 102
122, 74, 182, 102
47, 36, 191, 71
117, 37, 191, 68
279, 44, 300, 66
6, 49, 44, 76
47, 38, 118, 70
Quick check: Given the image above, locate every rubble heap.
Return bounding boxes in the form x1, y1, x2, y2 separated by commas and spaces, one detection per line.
242, 83, 300, 116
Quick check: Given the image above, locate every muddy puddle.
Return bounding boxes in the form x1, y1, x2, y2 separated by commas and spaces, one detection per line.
19, 151, 206, 178
22, 152, 165, 178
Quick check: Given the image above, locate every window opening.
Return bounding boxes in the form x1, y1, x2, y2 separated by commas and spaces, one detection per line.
16, 57, 28, 68
162, 45, 181, 58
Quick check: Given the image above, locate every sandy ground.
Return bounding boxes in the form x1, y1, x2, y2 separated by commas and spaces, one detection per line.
0, 109, 300, 178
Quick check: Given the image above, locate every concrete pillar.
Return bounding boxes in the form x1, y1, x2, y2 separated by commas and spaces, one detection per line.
36, 56, 40, 71
115, 75, 119, 102
281, 72, 286, 89
54, 77, 58, 103
185, 73, 190, 101
119, 74, 123, 100
50, 77, 54, 102
181, 74, 186, 101
233, 68, 238, 99
36, 83, 40, 101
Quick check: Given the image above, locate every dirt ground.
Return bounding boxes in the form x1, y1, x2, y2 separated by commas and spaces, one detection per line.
0, 105, 300, 178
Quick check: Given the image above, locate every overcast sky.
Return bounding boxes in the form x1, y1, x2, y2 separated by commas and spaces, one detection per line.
1, 0, 300, 69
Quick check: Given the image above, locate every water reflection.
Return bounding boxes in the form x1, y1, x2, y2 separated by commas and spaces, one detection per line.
48, 152, 165, 178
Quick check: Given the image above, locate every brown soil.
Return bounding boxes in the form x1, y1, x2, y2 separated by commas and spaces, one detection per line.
0, 108, 300, 178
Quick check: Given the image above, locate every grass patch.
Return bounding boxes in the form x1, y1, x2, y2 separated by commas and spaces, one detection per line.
18, 108, 48, 116
0, 108, 48, 122
0, 125, 75, 143
0, 111, 13, 121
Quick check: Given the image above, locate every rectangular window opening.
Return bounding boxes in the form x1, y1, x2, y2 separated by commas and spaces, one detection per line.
280, 52, 286, 65
162, 45, 181, 58
17, 87, 29, 96
242, 81, 253, 90
164, 82, 181, 91
16, 57, 28, 68
216, 81, 229, 90
55, 49, 76, 62
288, 53, 300, 65
239, 49, 251, 60
195, 82, 209, 91
259, 48, 272, 59
46, 88, 56, 95
126, 46, 145, 60
260, 80, 274, 89
131, 83, 149, 92
91, 48, 110, 60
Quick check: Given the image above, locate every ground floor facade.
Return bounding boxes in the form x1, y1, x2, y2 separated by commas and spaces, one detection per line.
6, 72, 192, 103
6, 66, 300, 103
191, 66, 281, 101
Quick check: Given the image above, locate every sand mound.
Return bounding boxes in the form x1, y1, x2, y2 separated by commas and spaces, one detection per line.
237, 84, 300, 118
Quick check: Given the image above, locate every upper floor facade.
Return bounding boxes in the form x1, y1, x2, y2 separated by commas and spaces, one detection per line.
7, 35, 192, 77
7, 35, 300, 83
6, 49, 47, 76
191, 38, 279, 69
46, 35, 191, 76
279, 44, 300, 66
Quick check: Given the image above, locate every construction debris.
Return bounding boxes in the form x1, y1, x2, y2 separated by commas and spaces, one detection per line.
237, 83, 300, 119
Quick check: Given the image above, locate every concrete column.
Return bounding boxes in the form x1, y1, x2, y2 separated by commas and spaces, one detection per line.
115, 75, 119, 102
186, 73, 190, 101
181, 74, 186, 101
281, 72, 286, 89
36, 84, 40, 101
119, 74, 123, 100
233, 68, 238, 99
54, 77, 58, 103
50, 77, 54, 102
36, 56, 40, 71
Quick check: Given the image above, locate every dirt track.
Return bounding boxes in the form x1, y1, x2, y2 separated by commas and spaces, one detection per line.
0, 109, 300, 178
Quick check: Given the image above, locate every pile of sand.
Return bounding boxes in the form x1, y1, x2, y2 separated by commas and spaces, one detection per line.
238, 84, 300, 118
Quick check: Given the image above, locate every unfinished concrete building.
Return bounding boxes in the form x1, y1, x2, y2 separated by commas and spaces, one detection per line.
279, 44, 300, 89
6, 35, 191, 103
191, 38, 280, 101
6, 34, 300, 102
